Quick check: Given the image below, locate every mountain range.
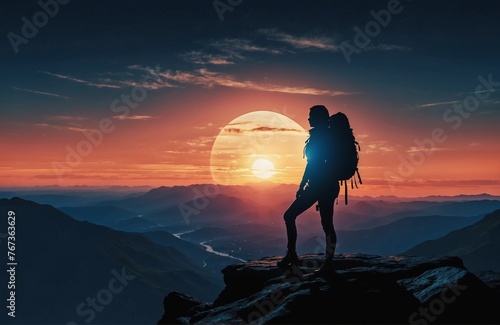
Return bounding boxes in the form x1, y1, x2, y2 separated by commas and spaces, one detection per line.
1, 186, 500, 324
0, 198, 225, 325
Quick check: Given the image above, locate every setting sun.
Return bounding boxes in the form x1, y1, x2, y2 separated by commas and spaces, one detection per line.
252, 159, 275, 179
209, 111, 308, 185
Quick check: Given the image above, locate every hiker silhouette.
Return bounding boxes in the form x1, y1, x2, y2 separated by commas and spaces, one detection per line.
277, 105, 340, 273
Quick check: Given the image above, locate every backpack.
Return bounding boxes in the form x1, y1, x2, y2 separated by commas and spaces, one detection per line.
328, 112, 362, 204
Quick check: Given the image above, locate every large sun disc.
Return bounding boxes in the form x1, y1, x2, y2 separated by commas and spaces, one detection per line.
210, 111, 308, 185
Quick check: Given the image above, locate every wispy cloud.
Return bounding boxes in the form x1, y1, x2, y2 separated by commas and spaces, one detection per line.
180, 50, 234, 65
364, 141, 395, 154
251, 126, 303, 132
407, 146, 454, 153
129, 66, 352, 96
42, 68, 177, 90
193, 122, 214, 130
125, 65, 178, 89
112, 115, 154, 120
186, 136, 216, 147
416, 97, 498, 109
40, 57, 353, 96
210, 38, 282, 58
46, 115, 88, 121
33, 123, 88, 132
11, 87, 69, 99
227, 121, 253, 126
416, 100, 461, 108
259, 29, 340, 51
40, 71, 121, 89
224, 126, 303, 134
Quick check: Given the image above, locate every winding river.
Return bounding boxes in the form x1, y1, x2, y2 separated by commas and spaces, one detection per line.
173, 229, 246, 263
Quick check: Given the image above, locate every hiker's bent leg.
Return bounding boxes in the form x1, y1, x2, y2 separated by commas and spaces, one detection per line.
283, 193, 317, 251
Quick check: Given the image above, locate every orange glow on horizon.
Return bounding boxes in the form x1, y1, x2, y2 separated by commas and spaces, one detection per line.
1, 88, 499, 197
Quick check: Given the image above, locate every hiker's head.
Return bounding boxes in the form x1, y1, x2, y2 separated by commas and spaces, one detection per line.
330, 112, 350, 129
308, 105, 329, 127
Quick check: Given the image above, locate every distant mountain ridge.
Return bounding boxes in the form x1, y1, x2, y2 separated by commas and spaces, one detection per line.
299, 214, 484, 256
404, 209, 500, 272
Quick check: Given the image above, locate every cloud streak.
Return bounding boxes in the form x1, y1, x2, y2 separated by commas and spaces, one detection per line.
11, 87, 69, 99
33, 123, 88, 132
112, 115, 154, 120
180, 50, 234, 65
417, 100, 462, 108
40, 71, 121, 89
259, 29, 340, 51
224, 126, 303, 134
210, 38, 283, 58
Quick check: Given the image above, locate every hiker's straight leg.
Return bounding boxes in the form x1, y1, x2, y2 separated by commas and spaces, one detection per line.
318, 198, 336, 259
318, 182, 340, 259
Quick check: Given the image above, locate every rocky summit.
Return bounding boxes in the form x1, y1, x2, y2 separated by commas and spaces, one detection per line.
158, 254, 500, 324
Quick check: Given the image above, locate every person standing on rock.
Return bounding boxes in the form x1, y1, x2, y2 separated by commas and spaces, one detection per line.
277, 105, 340, 274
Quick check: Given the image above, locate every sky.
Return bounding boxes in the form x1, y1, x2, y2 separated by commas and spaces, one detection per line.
1, 0, 499, 196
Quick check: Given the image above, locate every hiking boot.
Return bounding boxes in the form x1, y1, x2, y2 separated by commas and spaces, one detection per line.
314, 258, 335, 275
277, 250, 299, 267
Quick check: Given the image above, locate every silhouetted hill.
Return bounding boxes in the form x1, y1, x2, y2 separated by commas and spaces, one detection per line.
299, 214, 483, 256
0, 198, 223, 325
60, 206, 164, 232
403, 209, 500, 272
158, 254, 500, 324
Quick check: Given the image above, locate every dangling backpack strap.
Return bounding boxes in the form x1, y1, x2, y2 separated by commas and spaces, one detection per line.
344, 181, 348, 205
356, 168, 363, 185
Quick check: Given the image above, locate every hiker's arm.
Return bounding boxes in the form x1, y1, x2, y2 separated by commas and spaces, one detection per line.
299, 162, 311, 190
